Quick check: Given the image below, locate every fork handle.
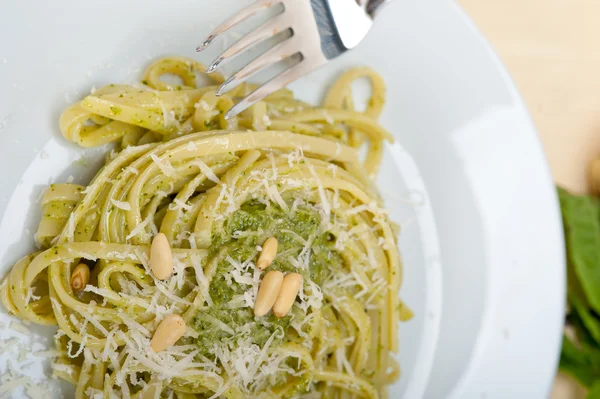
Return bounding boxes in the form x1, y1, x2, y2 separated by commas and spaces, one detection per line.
367, 0, 393, 17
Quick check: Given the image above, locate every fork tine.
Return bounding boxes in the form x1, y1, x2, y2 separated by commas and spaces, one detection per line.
215, 37, 298, 96
225, 58, 324, 120
206, 14, 289, 74
196, 0, 283, 52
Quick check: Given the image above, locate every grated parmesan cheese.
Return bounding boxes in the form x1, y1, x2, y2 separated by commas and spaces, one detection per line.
191, 159, 220, 183
84, 387, 104, 399
0, 377, 31, 394
186, 141, 198, 151
33, 350, 64, 358
262, 114, 272, 127
125, 214, 152, 240
110, 198, 132, 211
9, 321, 31, 334
194, 100, 211, 111
150, 153, 178, 178
52, 363, 75, 376
65, 213, 76, 243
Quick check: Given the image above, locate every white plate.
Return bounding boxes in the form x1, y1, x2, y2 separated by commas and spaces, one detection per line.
0, 0, 564, 398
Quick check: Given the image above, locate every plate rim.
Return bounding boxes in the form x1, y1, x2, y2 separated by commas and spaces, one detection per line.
444, 2, 565, 397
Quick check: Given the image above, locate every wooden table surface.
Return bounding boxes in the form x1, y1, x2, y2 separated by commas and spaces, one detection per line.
459, 0, 600, 396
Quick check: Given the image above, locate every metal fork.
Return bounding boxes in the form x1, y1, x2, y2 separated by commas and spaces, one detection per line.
196, 0, 392, 119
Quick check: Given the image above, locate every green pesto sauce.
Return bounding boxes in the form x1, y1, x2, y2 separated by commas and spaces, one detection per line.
193, 200, 344, 358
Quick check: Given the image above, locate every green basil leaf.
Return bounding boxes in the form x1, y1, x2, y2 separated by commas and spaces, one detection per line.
560, 336, 598, 388
589, 382, 600, 399
569, 291, 600, 346
559, 188, 600, 313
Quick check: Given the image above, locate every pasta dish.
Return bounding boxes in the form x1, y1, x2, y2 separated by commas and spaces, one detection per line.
0, 57, 411, 398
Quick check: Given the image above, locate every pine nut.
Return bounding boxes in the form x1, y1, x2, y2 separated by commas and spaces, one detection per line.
254, 270, 284, 317
591, 159, 600, 195
150, 314, 187, 352
257, 237, 278, 270
70, 263, 90, 292
150, 232, 173, 280
273, 273, 303, 318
